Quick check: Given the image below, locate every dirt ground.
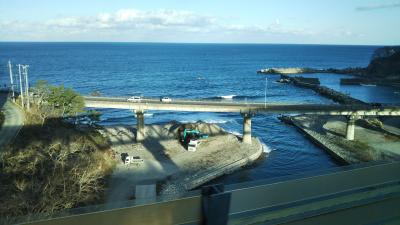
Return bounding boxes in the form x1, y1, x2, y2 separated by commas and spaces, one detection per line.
291, 115, 400, 164
100, 122, 262, 203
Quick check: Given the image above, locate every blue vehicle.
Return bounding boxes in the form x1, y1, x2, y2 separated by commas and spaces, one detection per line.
180, 129, 208, 145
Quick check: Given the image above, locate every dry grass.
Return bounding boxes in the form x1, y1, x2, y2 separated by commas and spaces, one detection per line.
0, 111, 4, 127
0, 107, 115, 222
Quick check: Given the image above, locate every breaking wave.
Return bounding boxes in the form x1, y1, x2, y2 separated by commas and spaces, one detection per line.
178, 119, 231, 124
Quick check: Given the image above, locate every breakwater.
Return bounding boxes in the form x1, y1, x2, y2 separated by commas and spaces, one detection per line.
280, 74, 368, 105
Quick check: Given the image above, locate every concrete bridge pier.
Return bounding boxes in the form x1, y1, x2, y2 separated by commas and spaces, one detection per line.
135, 110, 145, 142
242, 113, 253, 144
345, 115, 357, 141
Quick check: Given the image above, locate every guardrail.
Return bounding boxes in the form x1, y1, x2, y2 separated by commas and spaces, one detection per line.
84, 95, 265, 105
14, 161, 400, 225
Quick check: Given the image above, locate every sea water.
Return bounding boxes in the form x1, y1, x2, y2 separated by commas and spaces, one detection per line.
2, 42, 397, 184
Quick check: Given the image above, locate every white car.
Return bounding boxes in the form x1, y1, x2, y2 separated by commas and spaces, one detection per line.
127, 96, 142, 102
187, 139, 199, 152
161, 97, 172, 102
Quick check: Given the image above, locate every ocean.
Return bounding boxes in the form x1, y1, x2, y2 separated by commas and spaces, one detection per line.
1, 42, 399, 185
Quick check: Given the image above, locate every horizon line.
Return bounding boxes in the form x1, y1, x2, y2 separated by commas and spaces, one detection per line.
0, 40, 390, 47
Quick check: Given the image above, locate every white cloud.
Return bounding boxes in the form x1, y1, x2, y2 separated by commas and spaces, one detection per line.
0, 8, 320, 42
46, 17, 85, 28
356, 2, 400, 11
98, 13, 112, 23
58, 9, 219, 30
115, 9, 140, 22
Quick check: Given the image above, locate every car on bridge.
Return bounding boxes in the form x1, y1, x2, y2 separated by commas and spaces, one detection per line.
127, 96, 142, 102
160, 97, 172, 102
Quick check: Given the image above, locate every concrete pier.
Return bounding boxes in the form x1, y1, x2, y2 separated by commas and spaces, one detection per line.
346, 116, 356, 141
136, 110, 145, 142
242, 113, 252, 144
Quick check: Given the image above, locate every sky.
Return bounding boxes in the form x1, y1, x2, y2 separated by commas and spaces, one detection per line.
0, 0, 399, 45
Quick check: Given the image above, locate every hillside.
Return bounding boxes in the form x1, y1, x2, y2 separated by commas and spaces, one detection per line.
365, 47, 400, 80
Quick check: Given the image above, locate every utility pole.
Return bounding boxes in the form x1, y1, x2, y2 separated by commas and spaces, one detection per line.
23, 65, 30, 110
8, 60, 15, 101
18, 64, 24, 108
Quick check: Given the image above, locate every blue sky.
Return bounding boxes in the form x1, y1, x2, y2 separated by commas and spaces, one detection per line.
0, 0, 399, 45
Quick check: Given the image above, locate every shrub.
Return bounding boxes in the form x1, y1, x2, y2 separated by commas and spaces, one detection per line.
0, 84, 115, 221
0, 111, 4, 127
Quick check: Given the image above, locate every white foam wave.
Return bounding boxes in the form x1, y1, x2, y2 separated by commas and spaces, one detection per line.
178, 120, 197, 124
179, 119, 230, 124
225, 131, 272, 153
203, 119, 230, 124
260, 141, 272, 153
220, 95, 236, 99
134, 113, 154, 118
226, 130, 242, 136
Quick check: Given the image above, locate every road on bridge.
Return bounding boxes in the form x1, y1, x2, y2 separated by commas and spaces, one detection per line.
84, 96, 400, 116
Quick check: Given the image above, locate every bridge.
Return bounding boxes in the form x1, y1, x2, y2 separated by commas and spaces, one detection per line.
84, 96, 400, 143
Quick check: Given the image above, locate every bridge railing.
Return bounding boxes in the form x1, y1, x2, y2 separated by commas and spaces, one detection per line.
84, 95, 268, 104
83, 95, 342, 107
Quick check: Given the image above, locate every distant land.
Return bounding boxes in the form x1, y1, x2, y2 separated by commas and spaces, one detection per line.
258, 46, 400, 86
365, 46, 400, 80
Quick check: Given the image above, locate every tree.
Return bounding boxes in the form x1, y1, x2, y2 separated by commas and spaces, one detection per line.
33, 80, 50, 106
46, 85, 85, 117
33, 81, 85, 124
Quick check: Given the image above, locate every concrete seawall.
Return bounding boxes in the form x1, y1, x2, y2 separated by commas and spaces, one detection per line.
280, 115, 400, 164
280, 116, 350, 164
184, 137, 264, 190
159, 136, 264, 197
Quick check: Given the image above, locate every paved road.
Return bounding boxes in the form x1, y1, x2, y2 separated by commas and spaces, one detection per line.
0, 93, 24, 148
84, 96, 400, 116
